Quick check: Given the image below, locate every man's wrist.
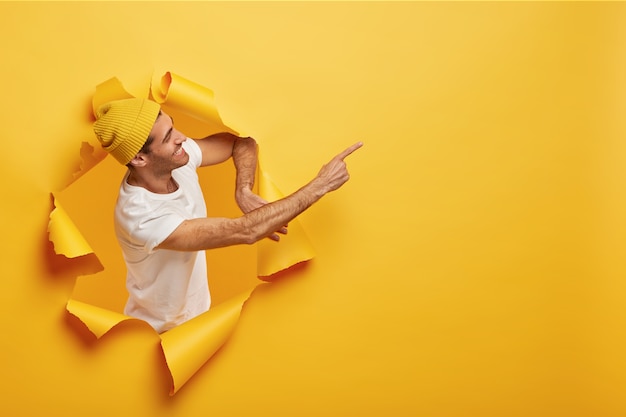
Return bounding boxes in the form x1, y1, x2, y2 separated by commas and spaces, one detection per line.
307, 177, 328, 200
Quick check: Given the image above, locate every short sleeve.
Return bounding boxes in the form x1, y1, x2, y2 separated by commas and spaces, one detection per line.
184, 138, 202, 169
134, 208, 186, 253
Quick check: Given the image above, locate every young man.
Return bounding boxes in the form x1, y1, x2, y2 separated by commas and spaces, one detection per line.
93, 98, 362, 333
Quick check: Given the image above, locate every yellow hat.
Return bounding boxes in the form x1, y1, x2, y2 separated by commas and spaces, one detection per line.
93, 98, 161, 165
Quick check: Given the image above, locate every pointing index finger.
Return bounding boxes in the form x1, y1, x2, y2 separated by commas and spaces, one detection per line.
337, 141, 364, 161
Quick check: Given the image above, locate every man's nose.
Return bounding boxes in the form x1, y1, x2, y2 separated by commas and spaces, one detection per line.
174, 133, 187, 144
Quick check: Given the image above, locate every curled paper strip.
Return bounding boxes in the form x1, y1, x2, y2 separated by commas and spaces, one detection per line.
92, 77, 135, 116
67, 299, 136, 338
257, 157, 315, 277
152, 72, 222, 125
151, 71, 239, 139
48, 196, 94, 258
160, 288, 256, 394
49, 71, 315, 394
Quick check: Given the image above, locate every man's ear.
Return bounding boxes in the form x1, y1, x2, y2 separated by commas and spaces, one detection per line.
128, 153, 148, 168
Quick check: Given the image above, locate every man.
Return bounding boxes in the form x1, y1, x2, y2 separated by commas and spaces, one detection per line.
93, 98, 362, 333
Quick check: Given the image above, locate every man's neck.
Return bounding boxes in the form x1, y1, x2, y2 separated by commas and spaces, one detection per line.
127, 170, 178, 194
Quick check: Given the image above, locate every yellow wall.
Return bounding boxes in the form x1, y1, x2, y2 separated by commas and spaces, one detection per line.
2, 2, 626, 416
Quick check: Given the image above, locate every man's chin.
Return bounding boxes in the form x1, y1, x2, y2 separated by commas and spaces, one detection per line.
177, 154, 190, 167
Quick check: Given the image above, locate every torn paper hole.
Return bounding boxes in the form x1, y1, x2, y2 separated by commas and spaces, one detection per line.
48, 71, 315, 394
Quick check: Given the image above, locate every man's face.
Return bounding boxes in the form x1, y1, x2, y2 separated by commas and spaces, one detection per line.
143, 111, 189, 174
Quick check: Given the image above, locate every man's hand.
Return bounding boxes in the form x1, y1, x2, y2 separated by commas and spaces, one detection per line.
236, 187, 288, 241
235, 186, 267, 214
312, 141, 363, 195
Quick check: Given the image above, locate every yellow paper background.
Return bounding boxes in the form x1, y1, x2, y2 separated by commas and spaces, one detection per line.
2, 2, 626, 416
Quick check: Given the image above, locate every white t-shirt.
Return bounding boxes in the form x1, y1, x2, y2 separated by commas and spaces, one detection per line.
114, 139, 210, 333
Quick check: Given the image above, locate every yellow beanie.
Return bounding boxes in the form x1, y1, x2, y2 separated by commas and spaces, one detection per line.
93, 98, 161, 165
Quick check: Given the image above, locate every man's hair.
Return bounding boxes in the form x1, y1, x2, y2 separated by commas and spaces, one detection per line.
139, 135, 155, 155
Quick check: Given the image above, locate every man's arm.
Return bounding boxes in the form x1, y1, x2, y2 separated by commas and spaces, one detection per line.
194, 132, 280, 237
193, 133, 260, 206
193, 132, 242, 167
156, 142, 363, 251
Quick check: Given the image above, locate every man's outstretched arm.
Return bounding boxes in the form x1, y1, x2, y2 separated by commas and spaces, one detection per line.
156, 142, 363, 252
